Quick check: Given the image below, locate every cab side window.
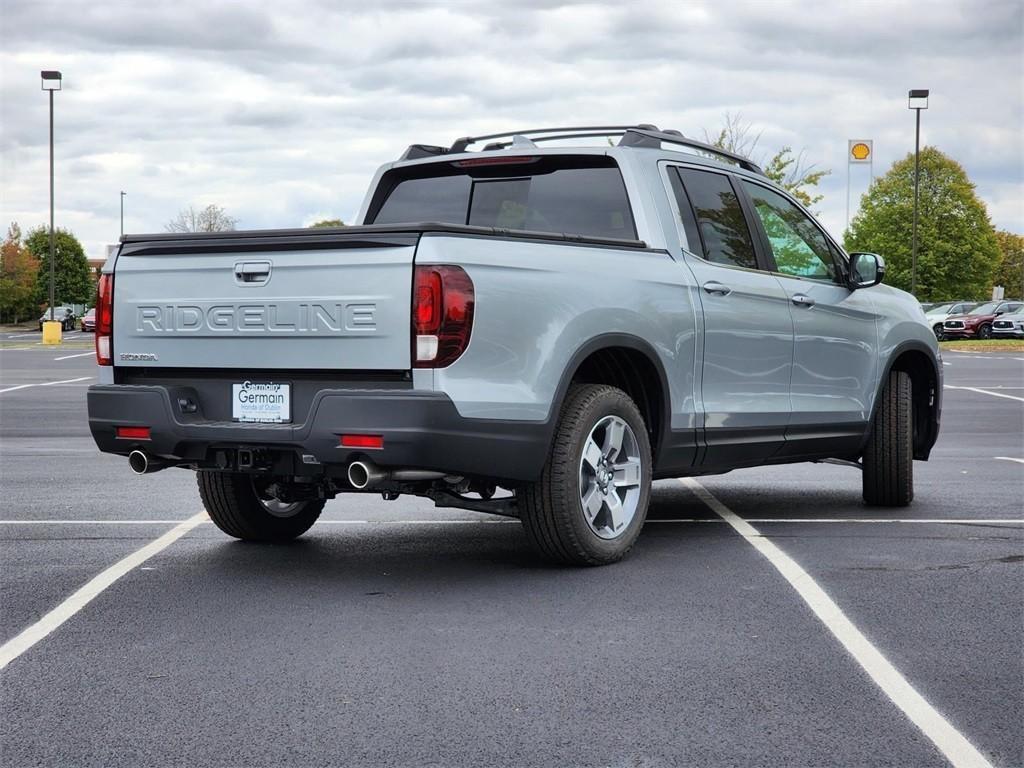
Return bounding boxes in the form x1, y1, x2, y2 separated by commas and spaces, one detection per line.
741, 180, 837, 282
673, 168, 758, 270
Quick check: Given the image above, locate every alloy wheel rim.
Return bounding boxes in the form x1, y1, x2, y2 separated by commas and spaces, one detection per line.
252, 478, 305, 519
578, 415, 643, 540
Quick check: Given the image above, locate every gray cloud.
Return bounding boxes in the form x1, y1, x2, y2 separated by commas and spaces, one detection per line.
1, 0, 1020, 259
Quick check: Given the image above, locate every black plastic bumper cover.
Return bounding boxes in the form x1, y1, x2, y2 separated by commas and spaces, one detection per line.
87, 385, 550, 482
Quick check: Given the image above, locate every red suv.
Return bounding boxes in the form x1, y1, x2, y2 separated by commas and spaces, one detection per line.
943, 300, 1023, 339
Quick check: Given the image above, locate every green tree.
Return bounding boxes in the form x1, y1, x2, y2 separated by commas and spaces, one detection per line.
705, 113, 830, 209
25, 226, 93, 307
1, 223, 41, 323
844, 147, 1000, 301
309, 218, 345, 228
994, 230, 1024, 299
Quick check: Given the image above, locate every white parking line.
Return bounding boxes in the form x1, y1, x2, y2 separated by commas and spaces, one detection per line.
994, 457, 1024, 466
0, 376, 93, 394
944, 385, 1024, 403
680, 477, 995, 768
5, 333, 38, 339
0, 512, 207, 671
0, 517, 1020, 526
53, 352, 94, 361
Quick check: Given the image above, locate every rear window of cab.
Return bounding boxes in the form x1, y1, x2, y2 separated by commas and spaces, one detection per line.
368, 155, 637, 241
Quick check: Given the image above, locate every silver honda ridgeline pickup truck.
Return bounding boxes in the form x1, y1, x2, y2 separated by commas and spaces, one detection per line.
88, 124, 941, 565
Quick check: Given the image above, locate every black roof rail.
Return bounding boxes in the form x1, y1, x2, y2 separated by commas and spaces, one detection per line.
619, 128, 765, 176
399, 144, 449, 161
449, 124, 659, 153
397, 124, 765, 176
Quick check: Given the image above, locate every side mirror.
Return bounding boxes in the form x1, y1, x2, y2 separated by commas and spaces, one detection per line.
848, 252, 885, 289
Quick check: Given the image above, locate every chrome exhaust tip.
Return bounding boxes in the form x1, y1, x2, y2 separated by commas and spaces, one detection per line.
128, 450, 149, 475
128, 450, 169, 475
348, 460, 386, 489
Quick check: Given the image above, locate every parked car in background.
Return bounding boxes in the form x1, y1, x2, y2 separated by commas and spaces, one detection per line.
924, 301, 977, 339
80, 308, 96, 332
943, 300, 1024, 339
38, 306, 77, 332
992, 311, 1024, 339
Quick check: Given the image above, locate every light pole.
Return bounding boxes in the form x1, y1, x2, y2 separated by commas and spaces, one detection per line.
41, 70, 62, 322
120, 191, 126, 237
908, 89, 929, 297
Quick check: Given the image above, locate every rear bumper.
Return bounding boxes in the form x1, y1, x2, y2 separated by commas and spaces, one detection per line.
87, 384, 550, 482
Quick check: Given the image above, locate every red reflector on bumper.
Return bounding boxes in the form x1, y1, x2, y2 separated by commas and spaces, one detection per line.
116, 426, 151, 440
339, 434, 383, 449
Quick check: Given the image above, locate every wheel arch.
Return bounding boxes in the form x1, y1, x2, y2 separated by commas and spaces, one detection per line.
870, 340, 941, 460
546, 334, 671, 467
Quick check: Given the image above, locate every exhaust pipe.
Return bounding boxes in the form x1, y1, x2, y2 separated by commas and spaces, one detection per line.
347, 460, 387, 489
128, 450, 169, 475
347, 460, 445, 489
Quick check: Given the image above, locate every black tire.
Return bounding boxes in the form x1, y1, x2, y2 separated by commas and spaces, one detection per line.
519, 384, 652, 566
978, 324, 992, 340
197, 471, 324, 542
932, 324, 944, 340
862, 370, 913, 507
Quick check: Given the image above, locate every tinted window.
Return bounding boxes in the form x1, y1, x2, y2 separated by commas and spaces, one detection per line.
742, 181, 837, 281
667, 169, 703, 254
969, 302, 1000, 315
372, 175, 470, 225
675, 168, 757, 269
372, 159, 636, 240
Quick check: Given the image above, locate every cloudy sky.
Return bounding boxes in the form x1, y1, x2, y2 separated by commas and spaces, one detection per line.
2, 0, 1021, 259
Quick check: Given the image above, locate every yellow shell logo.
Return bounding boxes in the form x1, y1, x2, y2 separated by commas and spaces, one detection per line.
851, 142, 871, 160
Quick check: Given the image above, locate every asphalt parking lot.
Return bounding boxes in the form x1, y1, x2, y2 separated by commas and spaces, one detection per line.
1, 338, 1021, 767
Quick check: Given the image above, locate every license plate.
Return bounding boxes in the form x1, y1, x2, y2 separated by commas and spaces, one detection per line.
232, 382, 291, 423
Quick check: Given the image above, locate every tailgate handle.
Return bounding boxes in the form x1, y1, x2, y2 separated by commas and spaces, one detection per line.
234, 261, 272, 285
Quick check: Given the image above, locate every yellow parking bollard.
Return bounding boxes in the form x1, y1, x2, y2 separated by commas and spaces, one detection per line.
41, 320, 63, 345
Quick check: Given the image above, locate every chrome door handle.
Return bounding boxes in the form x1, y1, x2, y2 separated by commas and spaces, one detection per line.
791, 294, 815, 307
702, 281, 731, 296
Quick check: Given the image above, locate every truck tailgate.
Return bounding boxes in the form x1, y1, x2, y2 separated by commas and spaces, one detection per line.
112, 231, 416, 370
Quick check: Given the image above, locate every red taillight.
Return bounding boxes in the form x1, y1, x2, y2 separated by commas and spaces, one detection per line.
412, 265, 474, 368
95, 273, 114, 366
116, 426, 150, 440
339, 434, 384, 449
414, 269, 442, 333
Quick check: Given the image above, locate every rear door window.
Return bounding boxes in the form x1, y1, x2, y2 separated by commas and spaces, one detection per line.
371, 157, 636, 240
673, 168, 758, 270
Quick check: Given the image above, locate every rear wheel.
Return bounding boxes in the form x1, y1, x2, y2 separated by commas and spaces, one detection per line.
519, 384, 651, 566
197, 471, 324, 542
862, 370, 913, 507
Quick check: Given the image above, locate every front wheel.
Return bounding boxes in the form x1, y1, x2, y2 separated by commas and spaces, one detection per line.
862, 370, 913, 506
977, 324, 992, 339
197, 471, 324, 542
932, 324, 944, 340
519, 384, 652, 566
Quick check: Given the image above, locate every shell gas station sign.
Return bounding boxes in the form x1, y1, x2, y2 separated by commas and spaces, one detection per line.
848, 140, 873, 164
